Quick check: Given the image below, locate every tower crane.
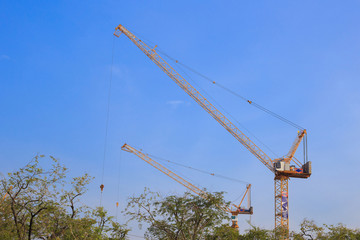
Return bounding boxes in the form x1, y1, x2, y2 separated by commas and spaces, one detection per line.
114, 24, 312, 238
121, 143, 253, 229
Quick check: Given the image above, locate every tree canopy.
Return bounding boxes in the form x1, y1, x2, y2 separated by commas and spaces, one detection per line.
124, 188, 231, 240
0, 155, 129, 240
1, 155, 359, 240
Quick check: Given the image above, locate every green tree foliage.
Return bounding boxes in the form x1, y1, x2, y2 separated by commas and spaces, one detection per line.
292, 219, 325, 240
125, 188, 230, 240
239, 220, 360, 240
205, 224, 240, 240
125, 189, 360, 240
2, 156, 360, 240
291, 219, 360, 240
0, 154, 129, 240
325, 223, 360, 240
240, 224, 274, 240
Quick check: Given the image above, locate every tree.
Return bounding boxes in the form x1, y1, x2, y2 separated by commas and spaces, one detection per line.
0, 155, 68, 239
91, 207, 129, 240
125, 188, 230, 240
325, 223, 360, 240
240, 224, 274, 240
205, 224, 240, 240
291, 219, 360, 240
0, 154, 129, 240
291, 219, 325, 240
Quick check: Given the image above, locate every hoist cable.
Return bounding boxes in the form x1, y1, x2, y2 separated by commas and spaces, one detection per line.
248, 186, 251, 208
175, 62, 280, 158
150, 155, 243, 203
157, 49, 304, 130
125, 29, 286, 155
123, 145, 248, 210
100, 36, 116, 206
116, 150, 122, 221
231, 188, 247, 205
159, 158, 204, 191
123, 144, 205, 193
125, 30, 307, 166
128, 27, 303, 130
148, 153, 249, 185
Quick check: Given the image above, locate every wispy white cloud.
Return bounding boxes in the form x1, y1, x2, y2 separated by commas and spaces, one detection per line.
166, 100, 184, 108
0, 55, 10, 60
167, 100, 183, 105
111, 65, 123, 78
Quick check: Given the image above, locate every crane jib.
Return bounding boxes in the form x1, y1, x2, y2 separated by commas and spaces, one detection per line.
114, 25, 276, 173
121, 143, 232, 213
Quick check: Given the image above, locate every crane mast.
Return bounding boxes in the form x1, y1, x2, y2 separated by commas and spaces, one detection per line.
115, 24, 311, 239
121, 143, 253, 229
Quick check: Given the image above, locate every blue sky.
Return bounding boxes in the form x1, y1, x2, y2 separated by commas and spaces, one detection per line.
1, 0, 360, 236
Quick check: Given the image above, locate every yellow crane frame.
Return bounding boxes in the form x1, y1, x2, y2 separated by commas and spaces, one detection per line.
121, 143, 252, 229
114, 24, 311, 238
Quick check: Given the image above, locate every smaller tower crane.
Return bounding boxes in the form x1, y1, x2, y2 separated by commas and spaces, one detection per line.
121, 143, 253, 229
